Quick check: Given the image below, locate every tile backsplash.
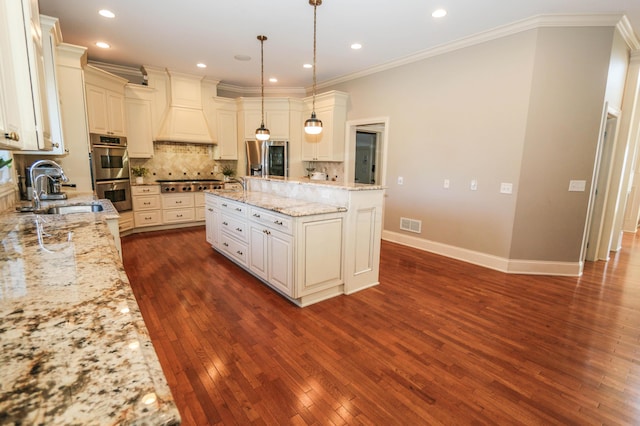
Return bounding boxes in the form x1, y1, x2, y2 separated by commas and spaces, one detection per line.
131, 141, 228, 180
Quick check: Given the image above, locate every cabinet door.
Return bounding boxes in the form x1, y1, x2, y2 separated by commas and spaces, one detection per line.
125, 97, 153, 158
86, 84, 109, 134
106, 91, 126, 136
267, 228, 293, 296
216, 109, 238, 159
205, 199, 219, 247
297, 217, 343, 297
249, 225, 269, 281
266, 110, 289, 140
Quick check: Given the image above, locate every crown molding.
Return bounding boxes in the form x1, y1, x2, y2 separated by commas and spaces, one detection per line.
218, 83, 306, 97
318, 13, 632, 90
617, 15, 640, 50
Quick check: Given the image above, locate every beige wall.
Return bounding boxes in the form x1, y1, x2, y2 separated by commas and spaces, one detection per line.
325, 25, 621, 264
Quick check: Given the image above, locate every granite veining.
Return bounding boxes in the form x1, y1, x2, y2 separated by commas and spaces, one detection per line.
208, 190, 347, 217
0, 195, 180, 425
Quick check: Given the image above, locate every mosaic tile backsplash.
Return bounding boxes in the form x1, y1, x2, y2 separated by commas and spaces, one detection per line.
130, 141, 231, 181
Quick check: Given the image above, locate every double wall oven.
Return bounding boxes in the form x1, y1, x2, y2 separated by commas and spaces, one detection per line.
89, 133, 132, 212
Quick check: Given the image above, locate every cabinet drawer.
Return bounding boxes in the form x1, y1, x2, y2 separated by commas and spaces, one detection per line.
162, 193, 194, 209
132, 185, 160, 195
133, 194, 161, 211
218, 198, 248, 217
163, 208, 195, 224
220, 234, 248, 266
221, 213, 248, 242
134, 210, 162, 227
249, 207, 291, 234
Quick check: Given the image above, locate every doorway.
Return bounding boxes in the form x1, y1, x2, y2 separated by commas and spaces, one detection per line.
345, 118, 389, 186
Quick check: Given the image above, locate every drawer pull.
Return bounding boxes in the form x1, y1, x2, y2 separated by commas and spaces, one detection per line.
222, 203, 228, 207
274, 220, 283, 226
177, 214, 183, 218
235, 227, 243, 232
223, 242, 229, 247
4, 131, 20, 141
236, 250, 243, 256
145, 216, 152, 220
144, 202, 151, 205
208, 208, 213, 212
263, 229, 271, 235
235, 207, 242, 212
176, 200, 182, 204
142, 189, 150, 192
253, 213, 261, 218
222, 221, 228, 226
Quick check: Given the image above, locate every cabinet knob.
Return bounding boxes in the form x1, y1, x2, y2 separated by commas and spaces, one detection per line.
274, 220, 283, 226
223, 242, 229, 247
4, 132, 20, 141
236, 250, 243, 256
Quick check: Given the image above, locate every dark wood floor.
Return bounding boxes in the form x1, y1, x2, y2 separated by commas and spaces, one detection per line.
122, 227, 640, 425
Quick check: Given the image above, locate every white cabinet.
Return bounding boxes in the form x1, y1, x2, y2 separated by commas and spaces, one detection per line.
0, 0, 51, 151
161, 192, 195, 224
216, 197, 249, 266
239, 98, 290, 140
118, 210, 134, 234
215, 106, 238, 160
125, 85, 154, 158
132, 185, 162, 228
205, 194, 219, 247
302, 91, 348, 162
84, 65, 127, 137
195, 192, 206, 221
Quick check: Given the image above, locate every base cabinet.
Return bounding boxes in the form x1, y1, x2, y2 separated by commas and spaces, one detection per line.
206, 192, 344, 306
132, 185, 162, 228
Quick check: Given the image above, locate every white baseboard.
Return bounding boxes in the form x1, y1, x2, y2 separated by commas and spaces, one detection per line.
382, 230, 582, 277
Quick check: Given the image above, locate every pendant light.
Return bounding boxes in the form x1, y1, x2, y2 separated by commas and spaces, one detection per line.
255, 35, 270, 141
304, 0, 323, 135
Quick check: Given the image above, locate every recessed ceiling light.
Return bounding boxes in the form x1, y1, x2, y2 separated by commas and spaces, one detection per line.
269, 77, 278, 83
432, 8, 447, 18
196, 63, 207, 68
95, 41, 110, 49
303, 63, 312, 69
351, 43, 362, 50
98, 9, 115, 18
234, 54, 251, 61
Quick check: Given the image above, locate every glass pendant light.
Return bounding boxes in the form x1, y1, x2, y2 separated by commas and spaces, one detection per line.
255, 35, 270, 141
304, 0, 323, 135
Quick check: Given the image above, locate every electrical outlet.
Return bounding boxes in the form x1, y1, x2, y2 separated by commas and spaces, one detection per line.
500, 182, 513, 194
443, 179, 450, 189
470, 179, 478, 191
568, 180, 586, 192
397, 176, 404, 185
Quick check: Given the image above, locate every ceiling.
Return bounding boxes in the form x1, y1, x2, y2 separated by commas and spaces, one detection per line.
38, 0, 640, 90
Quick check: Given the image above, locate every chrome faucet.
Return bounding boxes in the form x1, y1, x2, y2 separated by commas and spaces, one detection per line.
227, 176, 247, 194
30, 160, 69, 211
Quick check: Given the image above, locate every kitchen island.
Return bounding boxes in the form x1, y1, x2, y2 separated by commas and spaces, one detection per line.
206, 176, 385, 306
0, 196, 180, 425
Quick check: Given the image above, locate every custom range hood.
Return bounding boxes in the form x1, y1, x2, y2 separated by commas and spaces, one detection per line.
155, 70, 214, 144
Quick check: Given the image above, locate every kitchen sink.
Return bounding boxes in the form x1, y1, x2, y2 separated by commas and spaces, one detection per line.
45, 204, 104, 214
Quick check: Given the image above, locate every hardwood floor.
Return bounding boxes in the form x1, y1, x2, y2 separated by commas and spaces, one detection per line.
122, 227, 640, 425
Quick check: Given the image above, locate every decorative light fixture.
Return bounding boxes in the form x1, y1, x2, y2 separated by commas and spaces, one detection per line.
255, 35, 270, 141
304, 0, 323, 135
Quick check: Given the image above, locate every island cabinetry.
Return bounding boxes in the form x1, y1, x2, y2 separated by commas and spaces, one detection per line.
218, 198, 249, 266
162, 192, 195, 224
84, 65, 127, 136
132, 185, 161, 228
205, 194, 219, 247
248, 207, 294, 296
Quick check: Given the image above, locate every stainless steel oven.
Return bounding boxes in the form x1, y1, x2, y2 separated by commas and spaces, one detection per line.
90, 133, 132, 211
94, 180, 132, 211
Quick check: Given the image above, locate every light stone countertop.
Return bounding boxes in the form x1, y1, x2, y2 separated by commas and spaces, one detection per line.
247, 175, 386, 191
207, 189, 348, 217
0, 195, 181, 425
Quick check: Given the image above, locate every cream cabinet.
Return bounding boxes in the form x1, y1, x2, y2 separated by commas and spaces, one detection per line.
217, 197, 249, 266
205, 194, 219, 247
239, 98, 290, 140
215, 106, 238, 160
84, 65, 127, 137
118, 210, 134, 234
0, 0, 51, 151
195, 192, 206, 221
302, 91, 348, 162
162, 192, 196, 224
125, 84, 154, 158
132, 185, 162, 228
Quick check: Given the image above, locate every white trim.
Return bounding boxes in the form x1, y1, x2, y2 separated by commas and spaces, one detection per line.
318, 13, 628, 90
382, 230, 583, 277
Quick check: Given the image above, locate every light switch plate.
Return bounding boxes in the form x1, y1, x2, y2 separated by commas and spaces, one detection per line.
397, 176, 404, 185
568, 180, 586, 192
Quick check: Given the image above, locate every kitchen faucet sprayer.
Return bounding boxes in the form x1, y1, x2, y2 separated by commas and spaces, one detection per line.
30, 160, 69, 211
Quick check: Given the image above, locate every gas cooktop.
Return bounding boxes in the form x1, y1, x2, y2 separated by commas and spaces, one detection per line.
155, 178, 222, 183
156, 179, 224, 192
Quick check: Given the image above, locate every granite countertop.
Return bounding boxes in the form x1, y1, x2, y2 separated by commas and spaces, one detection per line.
246, 176, 386, 191
0, 196, 180, 425
207, 190, 347, 217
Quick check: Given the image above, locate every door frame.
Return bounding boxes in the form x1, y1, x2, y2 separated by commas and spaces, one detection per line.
344, 117, 389, 187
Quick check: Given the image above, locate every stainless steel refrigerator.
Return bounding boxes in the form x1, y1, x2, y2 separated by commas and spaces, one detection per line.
245, 140, 288, 177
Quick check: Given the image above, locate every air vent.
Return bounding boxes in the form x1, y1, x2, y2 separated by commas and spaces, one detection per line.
400, 217, 422, 234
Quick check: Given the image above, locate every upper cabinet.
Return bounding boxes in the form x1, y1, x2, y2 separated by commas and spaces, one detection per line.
84, 65, 127, 137
125, 84, 154, 158
302, 91, 348, 162
0, 0, 52, 151
239, 98, 290, 141
214, 98, 238, 160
